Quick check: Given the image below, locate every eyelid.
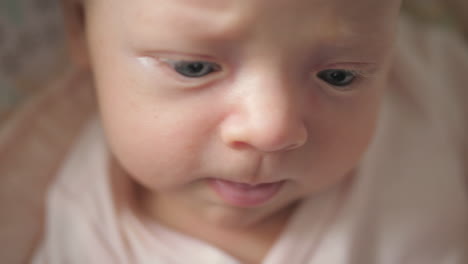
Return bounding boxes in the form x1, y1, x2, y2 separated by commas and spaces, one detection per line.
342, 69, 366, 82
314, 62, 378, 77
147, 56, 226, 87
313, 62, 377, 89
315, 69, 367, 94
159, 58, 222, 73
158, 58, 223, 82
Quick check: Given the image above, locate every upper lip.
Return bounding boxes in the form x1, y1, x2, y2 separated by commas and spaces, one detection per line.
210, 178, 286, 187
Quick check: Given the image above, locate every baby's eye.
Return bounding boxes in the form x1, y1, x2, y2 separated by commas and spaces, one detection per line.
317, 69, 356, 87
171, 60, 221, 78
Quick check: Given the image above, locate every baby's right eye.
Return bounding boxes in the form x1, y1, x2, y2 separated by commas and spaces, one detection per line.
317, 69, 357, 88
167, 60, 222, 78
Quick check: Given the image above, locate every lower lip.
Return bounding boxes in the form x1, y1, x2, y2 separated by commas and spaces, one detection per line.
208, 178, 285, 208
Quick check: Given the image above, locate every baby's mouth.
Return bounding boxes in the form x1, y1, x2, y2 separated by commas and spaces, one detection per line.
207, 178, 286, 208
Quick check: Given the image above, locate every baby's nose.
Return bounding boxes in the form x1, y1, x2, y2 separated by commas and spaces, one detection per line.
220, 75, 308, 153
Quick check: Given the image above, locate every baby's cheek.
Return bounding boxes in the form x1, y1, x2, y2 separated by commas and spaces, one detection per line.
109, 118, 209, 190
317, 99, 379, 170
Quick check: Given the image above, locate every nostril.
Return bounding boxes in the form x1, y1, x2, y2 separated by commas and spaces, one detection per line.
231, 141, 250, 150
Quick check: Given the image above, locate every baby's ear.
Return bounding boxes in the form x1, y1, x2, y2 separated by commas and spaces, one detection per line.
61, 0, 90, 69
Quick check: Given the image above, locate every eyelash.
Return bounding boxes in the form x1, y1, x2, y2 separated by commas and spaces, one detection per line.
316, 69, 365, 91
159, 58, 366, 91
160, 59, 221, 78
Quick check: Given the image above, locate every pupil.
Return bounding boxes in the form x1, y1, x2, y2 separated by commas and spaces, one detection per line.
330, 71, 346, 82
187, 63, 204, 73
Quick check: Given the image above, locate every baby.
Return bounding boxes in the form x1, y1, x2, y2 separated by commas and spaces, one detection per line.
32, 0, 468, 263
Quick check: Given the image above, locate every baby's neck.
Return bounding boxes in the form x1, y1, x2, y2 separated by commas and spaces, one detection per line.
138, 186, 299, 264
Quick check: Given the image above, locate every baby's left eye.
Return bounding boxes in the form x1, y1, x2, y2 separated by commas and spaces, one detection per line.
317, 69, 356, 87
171, 61, 221, 78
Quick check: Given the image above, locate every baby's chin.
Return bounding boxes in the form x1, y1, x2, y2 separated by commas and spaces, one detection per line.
192, 193, 302, 232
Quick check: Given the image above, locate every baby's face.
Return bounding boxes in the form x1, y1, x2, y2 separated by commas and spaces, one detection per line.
81, 0, 400, 227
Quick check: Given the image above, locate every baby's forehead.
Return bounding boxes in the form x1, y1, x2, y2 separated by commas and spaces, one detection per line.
162, 0, 399, 12
117, 0, 400, 35
144, 0, 401, 21
96, 0, 400, 56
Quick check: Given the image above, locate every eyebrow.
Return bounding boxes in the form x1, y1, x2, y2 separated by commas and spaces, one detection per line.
136, 1, 247, 43
172, 0, 233, 11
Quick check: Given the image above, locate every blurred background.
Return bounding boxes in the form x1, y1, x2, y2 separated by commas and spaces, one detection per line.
0, 0, 66, 125
0, 0, 467, 127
